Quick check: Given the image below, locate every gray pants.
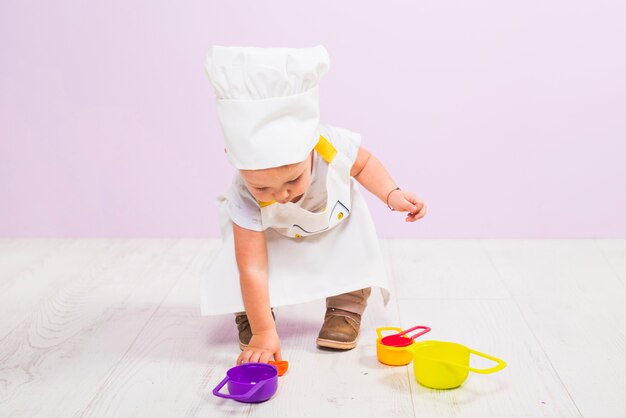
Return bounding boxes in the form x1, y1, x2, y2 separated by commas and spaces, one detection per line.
235, 287, 372, 316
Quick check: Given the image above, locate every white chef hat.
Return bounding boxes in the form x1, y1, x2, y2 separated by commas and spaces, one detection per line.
205, 45, 330, 170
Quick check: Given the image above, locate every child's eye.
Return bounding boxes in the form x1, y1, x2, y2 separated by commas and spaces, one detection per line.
288, 176, 302, 184
255, 187, 268, 191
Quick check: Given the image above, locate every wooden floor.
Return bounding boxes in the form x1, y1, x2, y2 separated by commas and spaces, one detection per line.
0, 239, 625, 417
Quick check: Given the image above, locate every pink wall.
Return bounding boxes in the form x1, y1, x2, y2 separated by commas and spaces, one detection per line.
1, 1, 625, 238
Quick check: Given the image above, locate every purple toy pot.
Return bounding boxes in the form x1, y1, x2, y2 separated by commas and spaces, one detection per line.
212, 363, 278, 403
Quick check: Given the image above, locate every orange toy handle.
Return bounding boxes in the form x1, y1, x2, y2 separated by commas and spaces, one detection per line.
268, 361, 289, 376
376, 327, 403, 340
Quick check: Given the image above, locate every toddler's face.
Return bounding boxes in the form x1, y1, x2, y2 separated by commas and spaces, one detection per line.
240, 152, 313, 204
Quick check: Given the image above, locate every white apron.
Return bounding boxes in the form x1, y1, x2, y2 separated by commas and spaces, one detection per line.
200, 135, 391, 315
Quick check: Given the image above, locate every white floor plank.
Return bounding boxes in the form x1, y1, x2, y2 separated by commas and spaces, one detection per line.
75, 240, 230, 418
1, 239, 624, 417
595, 239, 626, 288
483, 240, 626, 418
0, 238, 72, 287
0, 239, 204, 417
385, 240, 511, 300
0, 240, 127, 340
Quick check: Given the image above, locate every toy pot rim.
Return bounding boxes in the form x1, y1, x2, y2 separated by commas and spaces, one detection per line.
407, 340, 507, 374
212, 363, 278, 403
379, 325, 431, 347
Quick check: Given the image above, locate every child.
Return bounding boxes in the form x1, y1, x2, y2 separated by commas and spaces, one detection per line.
202, 46, 426, 365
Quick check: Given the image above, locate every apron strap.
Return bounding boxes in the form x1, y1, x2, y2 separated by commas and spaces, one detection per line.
314, 135, 337, 163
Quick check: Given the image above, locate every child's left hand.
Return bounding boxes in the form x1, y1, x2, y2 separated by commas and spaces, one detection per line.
387, 189, 427, 222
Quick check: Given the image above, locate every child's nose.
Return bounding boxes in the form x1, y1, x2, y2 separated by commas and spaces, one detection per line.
276, 189, 289, 202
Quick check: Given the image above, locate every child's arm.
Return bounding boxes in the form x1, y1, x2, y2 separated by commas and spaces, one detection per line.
351, 147, 427, 222
232, 223, 282, 364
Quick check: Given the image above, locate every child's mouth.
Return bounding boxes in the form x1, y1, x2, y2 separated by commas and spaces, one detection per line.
280, 194, 303, 204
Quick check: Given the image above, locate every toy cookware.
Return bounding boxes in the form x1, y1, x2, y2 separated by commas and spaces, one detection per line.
376, 325, 431, 366
268, 360, 289, 376
408, 340, 507, 389
212, 363, 278, 403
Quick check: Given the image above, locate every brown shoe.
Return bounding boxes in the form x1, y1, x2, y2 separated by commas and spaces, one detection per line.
316, 308, 362, 350
236, 309, 275, 351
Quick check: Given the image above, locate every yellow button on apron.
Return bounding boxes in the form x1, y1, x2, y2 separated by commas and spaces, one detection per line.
337, 212, 344, 220
295, 234, 302, 239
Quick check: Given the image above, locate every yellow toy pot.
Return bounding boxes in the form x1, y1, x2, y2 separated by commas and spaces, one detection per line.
408, 341, 507, 389
376, 326, 431, 366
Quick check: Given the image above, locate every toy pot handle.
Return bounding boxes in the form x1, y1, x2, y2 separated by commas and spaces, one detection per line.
399, 325, 431, 341
212, 376, 270, 401
467, 349, 507, 374
406, 344, 506, 374
376, 327, 403, 340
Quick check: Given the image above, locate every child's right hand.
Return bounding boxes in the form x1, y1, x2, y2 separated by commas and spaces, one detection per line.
236, 328, 282, 365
